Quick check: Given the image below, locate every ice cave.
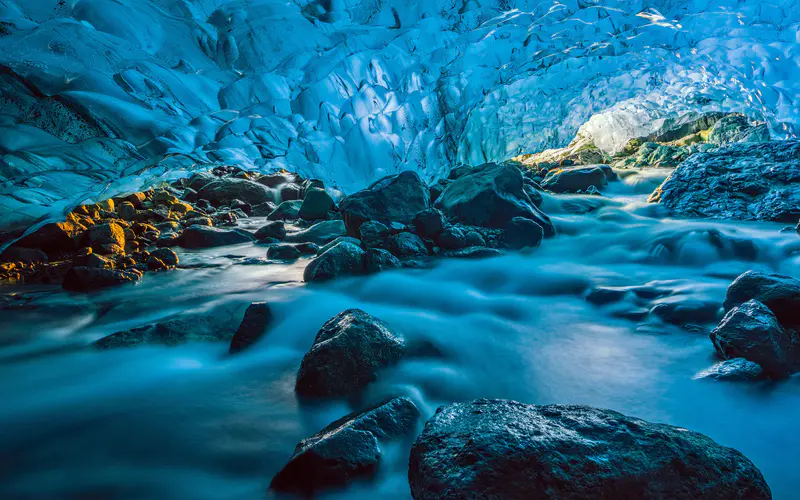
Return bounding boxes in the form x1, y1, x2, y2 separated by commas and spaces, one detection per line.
1, 1, 799, 498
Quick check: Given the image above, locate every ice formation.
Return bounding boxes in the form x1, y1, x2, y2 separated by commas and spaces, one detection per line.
1, 0, 799, 230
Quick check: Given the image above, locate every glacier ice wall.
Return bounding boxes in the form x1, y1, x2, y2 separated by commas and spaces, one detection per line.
1, 0, 799, 230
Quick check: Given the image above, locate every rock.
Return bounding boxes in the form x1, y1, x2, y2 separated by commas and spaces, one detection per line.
229, 302, 272, 354
523, 183, 543, 207
541, 165, 609, 193
95, 309, 240, 348
63, 266, 141, 292
295, 242, 320, 255
250, 201, 278, 217
295, 309, 406, 397
303, 242, 365, 282
500, 216, 544, 249
441, 246, 502, 259
723, 270, 800, 328
149, 248, 179, 268
412, 208, 446, 239
280, 183, 303, 201
285, 220, 347, 245
82, 223, 126, 253
586, 286, 628, 305
197, 178, 273, 207
319, 236, 361, 255
429, 179, 450, 203
16, 220, 84, 255
267, 244, 302, 260
117, 201, 137, 221
614, 142, 712, 169
436, 225, 485, 250
299, 188, 335, 221
708, 114, 770, 146
695, 358, 764, 382
0, 247, 48, 264
435, 163, 554, 235
409, 399, 771, 500
387, 232, 428, 259
179, 226, 255, 248
339, 171, 431, 236
649, 141, 800, 222
270, 397, 420, 494
195, 199, 215, 212
650, 299, 722, 326
359, 220, 390, 248
182, 188, 198, 203
230, 200, 252, 215
124, 192, 147, 208
363, 248, 402, 273
268, 200, 303, 221
87, 253, 115, 269
257, 172, 296, 188
187, 172, 216, 191
254, 221, 286, 241
156, 232, 182, 248
710, 299, 794, 378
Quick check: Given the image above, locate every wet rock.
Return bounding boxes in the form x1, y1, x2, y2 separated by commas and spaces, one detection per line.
1, 247, 48, 264
295, 242, 320, 255
614, 142, 711, 169
650, 299, 722, 326
250, 201, 278, 217
182, 188, 198, 203
117, 201, 137, 221
87, 253, 115, 269
500, 216, 544, 249
285, 220, 347, 245
339, 171, 431, 236
197, 178, 273, 207
542, 165, 609, 193
387, 232, 428, 259
16, 220, 84, 255
82, 222, 126, 253
412, 208, 446, 239
319, 236, 361, 255
254, 221, 286, 241
586, 286, 628, 305
303, 242, 365, 282
179, 226, 255, 249
359, 220, 390, 249
149, 248, 179, 268
124, 192, 147, 208
649, 141, 800, 222
230, 200, 252, 215
268, 200, 303, 221
257, 172, 296, 188
695, 358, 764, 382
523, 183, 543, 207
280, 183, 303, 201
270, 397, 420, 494
295, 309, 406, 397
156, 231, 182, 248
267, 244, 302, 260
63, 266, 141, 292
363, 248, 402, 273
429, 179, 450, 203
409, 399, 771, 500
436, 225, 485, 250
707, 114, 770, 146
187, 172, 216, 191
229, 302, 272, 354
299, 188, 335, 220
710, 299, 794, 378
95, 309, 239, 348
441, 246, 502, 259
723, 270, 800, 328
435, 163, 554, 235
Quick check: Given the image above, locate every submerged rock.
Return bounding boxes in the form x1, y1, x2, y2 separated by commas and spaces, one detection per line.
695, 358, 765, 382
409, 399, 771, 500
412, 208, 446, 239
63, 266, 141, 292
723, 270, 800, 328
710, 299, 793, 378
267, 244, 302, 260
270, 397, 420, 494
95, 309, 239, 348
339, 171, 430, 236
649, 141, 800, 222
295, 309, 405, 397
179, 225, 255, 248
541, 165, 609, 193
303, 241, 365, 282
441, 246, 502, 259
229, 302, 272, 354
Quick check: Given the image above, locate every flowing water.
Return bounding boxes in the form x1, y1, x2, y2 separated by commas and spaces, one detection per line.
2, 169, 800, 499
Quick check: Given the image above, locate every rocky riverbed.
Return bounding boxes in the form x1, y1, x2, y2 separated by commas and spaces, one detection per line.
1, 114, 800, 499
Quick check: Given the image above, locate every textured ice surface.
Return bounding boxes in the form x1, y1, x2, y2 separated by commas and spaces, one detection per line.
1, 0, 799, 230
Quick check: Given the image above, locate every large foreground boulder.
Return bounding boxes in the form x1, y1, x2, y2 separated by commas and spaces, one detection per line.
723, 270, 800, 328
303, 241, 365, 282
179, 226, 255, 248
295, 309, 406, 397
435, 163, 554, 235
709, 299, 793, 378
270, 397, 420, 494
649, 141, 800, 222
339, 171, 430, 236
409, 399, 771, 500
197, 178, 274, 207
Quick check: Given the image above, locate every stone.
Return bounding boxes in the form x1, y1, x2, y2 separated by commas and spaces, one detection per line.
95, 309, 240, 348
500, 216, 544, 249
254, 221, 287, 241
280, 183, 303, 201
412, 208, 446, 239
149, 248, 179, 268
197, 178, 273, 207
87, 253, 115, 269
364, 248, 402, 273
179, 226, 255, 248
295, 242, 320, 255
435, 163, 554, 236
441, 246, 502, 259
267, 244, 302, 260
257, 172, 296, 188
386, 232, 428, 259
82, 223, 126, 253
649, 141, 800, 222
436, 225, 468, 250
409, 399, 771, 500
16, 220, 85, 255
695, 358, 764, 382
187, 172, 217, 191
299, 188, 335, 221
63, 266, 141, 292
295, 309, 406, 397
268, 200, 303, 221
229, 302, 272, 354
359, 220, 390, 248
710, 299, 794, 378
541, 165, 609, 193
319, 236, 361, 255
303, 242, 365, 282
117, 201, 137, 221
707, 114, 770, 146
523, 183, 543, 207
614, 142, 712, 169
270, 397, 420, 494
124, 192, 147, 208
250, 201, 278, 217
284, 220, 347, 245
182, 188, 198, 203
723, 270, 800, 328
0, 247, 48, 264
339, 171, 431, 236
230, 199, 252, 215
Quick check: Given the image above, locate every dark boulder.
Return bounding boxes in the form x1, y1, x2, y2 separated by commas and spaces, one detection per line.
435, 163, 554, 235
197, 178, 274, 207
95, 309, 240, 348
267, 244, 302, 261
500, 216, 544, 249
359, 220, 390, 249
303, 242, 365, 282
363, 248, 402, 273
179, 226, 255, 249
1, 247, 48, 264
63, 267, 141, 292
16, 221, 84, 255
254, 221, 286, 241
541, 165, 609, 193
270, 397, 420, 494
187, 172, 216, 191
339, 171, 431, 236
257, 172, 297, 188
280, 183, 303, 201
295, 242, 320, 255
295, 309, 406, 397
436, 225, 485, 250
149, 248, 179, 268
285, 220, 347, 245
409, 399, 771, 500
229, 302, 272, 354
299, 188, 335, 220
723, 270, 800, 328
710, 299, 794, 378
412, 208, 446, 239
318, 236, 361, 255
695, 358, 765, 382
268, 200, 303, 221
250, 201, 278, 217
387, 232, 428, 259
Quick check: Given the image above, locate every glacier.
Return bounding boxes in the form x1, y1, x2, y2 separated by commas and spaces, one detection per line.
1, 0, 799, 232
